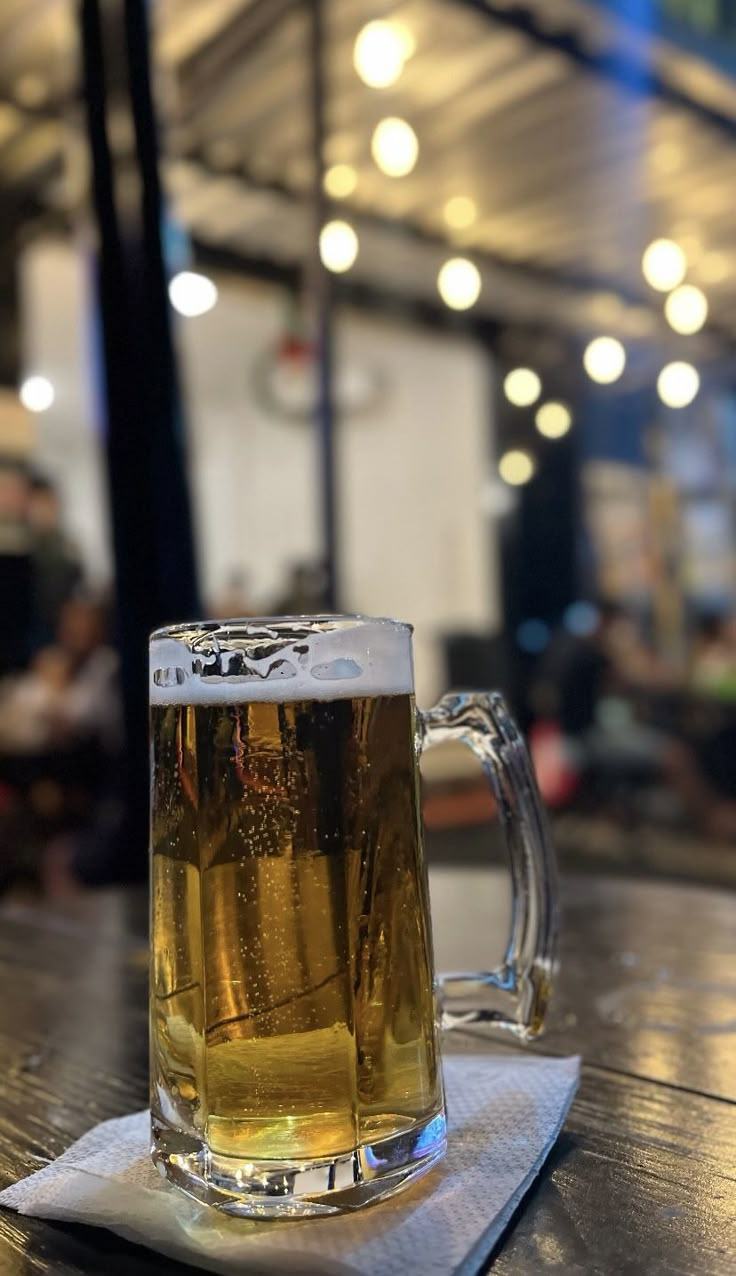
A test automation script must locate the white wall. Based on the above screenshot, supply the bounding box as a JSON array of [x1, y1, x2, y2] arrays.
[[20, 239, 112, 585], [21, 240, 500, 705]]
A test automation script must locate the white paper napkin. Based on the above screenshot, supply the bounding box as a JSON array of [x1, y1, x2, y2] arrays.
[[1, 1052, 580, 1276]]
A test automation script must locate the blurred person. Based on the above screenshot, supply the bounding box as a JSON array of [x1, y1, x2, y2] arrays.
[[0, 595, 122, 897], [532, 601, 736, 839], [531, 602, 674, 806], [28, 474, 83, 647], [0, 646, 71, 754], [54, 595, 121, 753]]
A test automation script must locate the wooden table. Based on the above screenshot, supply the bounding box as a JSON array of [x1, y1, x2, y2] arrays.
[[1, 870, 735, 1274]]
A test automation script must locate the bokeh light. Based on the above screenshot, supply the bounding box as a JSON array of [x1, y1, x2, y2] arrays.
[[499, 449, 536, 486], [353, 21, 412, 88], [583, 336, 626, 384], [19, 375, 54, 413], [437, 257, 481, 310], [319, 220, 359, 273], [642, 239, 687, 291], [324, 164, 357, 199], [443, 196, 477, 230], [664, 284, 708, 335], [371, 118, 418, 177], [657, 361, 700, 409], [504, 367, 541, 407], [169, 271, 218, 317], [535, 401, 572, 439], [517, 619, 550, 654]]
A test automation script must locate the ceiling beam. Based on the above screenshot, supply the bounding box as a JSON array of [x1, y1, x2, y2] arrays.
[[454, 0, 736, 140]]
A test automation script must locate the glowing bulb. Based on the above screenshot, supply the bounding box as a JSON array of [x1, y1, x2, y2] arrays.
[[437, 258, 481, 311], [19, 375, 54, 413], [504, 368, 541, 407], [664, 284, 708, 335], [354, 21, 412, 89], [657, 361, 699, 409], [324, 163, 357, 199], [319, 220, 358, 273], [642, 239, 687, 292], [583, 336, 626, 384], [169, 271, 218, 317], [499, 449, 536, 486], [536, 401, 572, 439], [371, 117, 418, 178], [443, 196, 477, 231]]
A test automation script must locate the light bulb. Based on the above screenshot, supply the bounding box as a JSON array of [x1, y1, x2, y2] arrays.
[[583, 336, 626, 384], [354, 21, 411, 88], [319, 220, 358, 273], [371, 117, 418, 178], [324, 164, 357, 199], [657, 361, 699, 409], [19, 375, 54, 413], [642, 239, 687, 291], [499, 449, 536, 486], [536, 401, 572, 439], [443, 196, 477, 230], [664, 284, 708, 335], [169, 271, 218, 317], [437, 258, 481, 310], [504, 368, 541, 407]]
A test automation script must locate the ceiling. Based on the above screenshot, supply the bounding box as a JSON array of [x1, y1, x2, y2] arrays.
[[1, 0, 736, 382]]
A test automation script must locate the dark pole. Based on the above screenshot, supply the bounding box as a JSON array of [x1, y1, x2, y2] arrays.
[[79, 0, 200, 882], [307, 0, 338, 612]]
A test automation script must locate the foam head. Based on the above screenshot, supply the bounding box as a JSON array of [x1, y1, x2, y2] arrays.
[[149, 615, 414, 705]]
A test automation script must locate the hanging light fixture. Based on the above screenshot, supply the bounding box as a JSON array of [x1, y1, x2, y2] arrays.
[[504, 368, 541, 407], [319, 220, 359, 273], [371, 118, 418, 177], [583, 336, 626, 384], [657, 361, 699, 409], [642, 239, 687, 292], [437, 258, 481, 310]]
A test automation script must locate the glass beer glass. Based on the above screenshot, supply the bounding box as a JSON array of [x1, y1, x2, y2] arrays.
[[149, 616, 557, 1216]]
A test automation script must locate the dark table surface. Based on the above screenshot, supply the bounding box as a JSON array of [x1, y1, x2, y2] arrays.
[[1, 869, 735, 1275]]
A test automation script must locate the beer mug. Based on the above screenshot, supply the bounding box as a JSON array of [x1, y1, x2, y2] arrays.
[[150, 616, 557, 1216]]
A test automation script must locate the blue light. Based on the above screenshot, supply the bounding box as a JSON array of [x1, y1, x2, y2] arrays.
[[516, 619, 550, 654], [564, 601, 599, 637]]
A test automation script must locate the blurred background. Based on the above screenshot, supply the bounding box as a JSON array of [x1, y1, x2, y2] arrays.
[[1, 0, 736, 896]]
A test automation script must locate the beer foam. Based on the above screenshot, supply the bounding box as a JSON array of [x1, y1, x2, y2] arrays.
[[149, 616, 414, 705]]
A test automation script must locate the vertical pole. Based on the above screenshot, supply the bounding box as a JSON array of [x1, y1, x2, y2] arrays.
[[79, 0, 200, 881], [307, 0, 338, 611]]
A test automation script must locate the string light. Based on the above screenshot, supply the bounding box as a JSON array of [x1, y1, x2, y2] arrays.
[[354, 21, 413, 88], [371, 118, 418, 177], [443, 196, 477, 230], [664, 284, 708, 335], [169, 271, 218, 317], [19, 375, 54, 413], [504, 368, 541, 407], [536, 402, 572, 439], [657, 361, 699, 409], [583, 336, 626, 384], [437, 258, 481, 310], [642, 239, 687, 291], [319, 220, 358, 273], [499, 449, 536, 486], [324, 164, 357, 199]]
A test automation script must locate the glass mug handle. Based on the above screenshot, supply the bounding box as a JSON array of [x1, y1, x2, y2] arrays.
[[419, 690, 558, 1039]]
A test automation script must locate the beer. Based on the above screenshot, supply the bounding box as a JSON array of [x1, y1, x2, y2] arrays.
[[150, 688, 443, 1177]]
